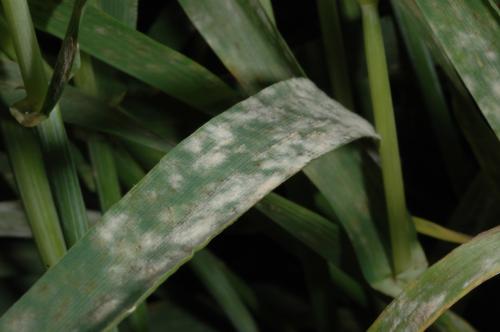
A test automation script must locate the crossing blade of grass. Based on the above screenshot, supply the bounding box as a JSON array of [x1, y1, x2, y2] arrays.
[[433, 311, 477, 332], [29, 0, 239, 112], [368, 226, 500, 332], [413, 217, 471, 245], [191, 250, 258, 332], [0, 78, 376, 331], [316, 0, 354, 108], [148, 300, 218, 332], [256, 192, 341, 263], [400, 0, 500, 139], [304, 147, 400, 296], [390, 0, 473, 195], [0, 56, 173, 153], [114, 146, 147, 189], [0, 201, 34, 238], [0, 200, 100, 238], [1, 120, 66, 267], [178, 0, 426, 294], [178, 0, 304, 93]]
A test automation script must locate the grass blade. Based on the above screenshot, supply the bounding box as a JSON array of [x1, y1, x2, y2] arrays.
[[256, 192, 340, 263], [190, 250, 258, 332], [368, 226, 500, 332], [317, 0, 354, 108], [88, 135, 121, 211], [0, 78, 375, 330], [359, 0, 419, 276], [0, 0, 47, 125], [413, 217, 471, 245], [29, 0, 238, 111], [1, 120, 66, 267]]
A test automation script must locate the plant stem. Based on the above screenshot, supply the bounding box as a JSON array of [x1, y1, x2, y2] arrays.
[[1, 120, 66, 268], [359, 0, 413, 275], [1, 0, 90, 246], [88, 135, 122, 211], [0, 0, 47, 125]]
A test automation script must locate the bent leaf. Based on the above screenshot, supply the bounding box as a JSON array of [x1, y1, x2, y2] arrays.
[[40, 0, 88, 116], [0, 78, 375, 331], [369, 226, 500, 332]]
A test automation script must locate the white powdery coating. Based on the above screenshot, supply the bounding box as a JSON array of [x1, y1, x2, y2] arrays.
[[97, 213, 129, 243], [90, 297, 121, 324], [486, 51, 497, 61], [193, 150, 227, 171], [183, 136, 204, 154], [462, 256, 499, 289], [168, 173, 184, 189]]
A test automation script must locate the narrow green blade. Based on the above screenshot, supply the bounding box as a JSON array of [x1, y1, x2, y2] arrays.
[[256, 192, 340, 263], [369, 226, 500, 332], [29, 0, 238, 111], [191, 250, 258, 332], [0, 78, 375, 331]]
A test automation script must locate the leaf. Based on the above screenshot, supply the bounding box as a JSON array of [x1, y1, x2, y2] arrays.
[[40, 0, 89, 116], [190, 250, 258, 332], [29, 0, 239, 111], [178, 0, 304, 94], [368, 226, 500, 332], [256, 192, 340, 263], [400, 0, 500, 139], [0, 78, 376, 331]]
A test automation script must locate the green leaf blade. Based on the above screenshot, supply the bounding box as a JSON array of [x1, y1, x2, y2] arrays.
[[0, 78, 375, 331], [369, 226, 500, 332]]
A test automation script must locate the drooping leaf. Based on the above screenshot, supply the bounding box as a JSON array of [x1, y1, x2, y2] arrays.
[[0, 78, 375, 331], [369, 226, 500, 332], [29, 0, 239, 111], [399, 0, 500, 139], [40, 0, 89, 117]]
